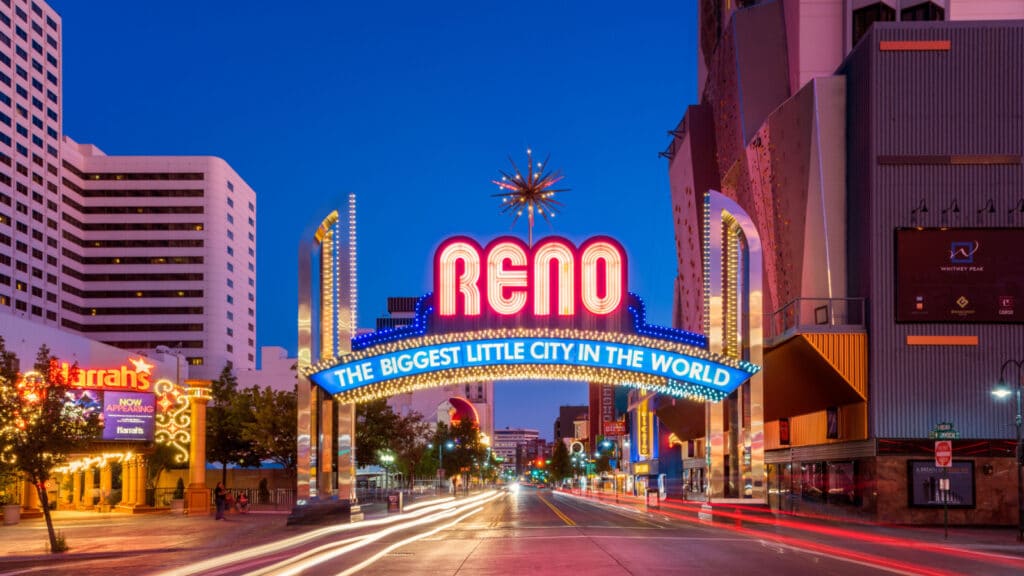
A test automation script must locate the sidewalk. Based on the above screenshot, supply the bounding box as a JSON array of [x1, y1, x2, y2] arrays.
[[0, 500, 396, 567]]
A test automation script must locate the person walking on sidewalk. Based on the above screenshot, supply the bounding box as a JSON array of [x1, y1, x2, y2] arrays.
[[215, 482, 228, 520]]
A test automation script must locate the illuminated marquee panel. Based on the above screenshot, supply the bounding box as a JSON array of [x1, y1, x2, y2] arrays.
[[308, 329, 758, 401], [435, 235, 627, 319]]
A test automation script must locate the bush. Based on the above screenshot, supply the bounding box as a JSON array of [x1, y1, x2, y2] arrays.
[[173, 478, 185, 500]]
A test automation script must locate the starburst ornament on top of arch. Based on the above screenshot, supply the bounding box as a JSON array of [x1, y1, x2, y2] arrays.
[[492, 148, 569, 246]]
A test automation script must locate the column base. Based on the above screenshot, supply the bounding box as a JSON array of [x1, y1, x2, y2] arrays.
[[287, 498, 361, 525], [185, 485, 211, 515]]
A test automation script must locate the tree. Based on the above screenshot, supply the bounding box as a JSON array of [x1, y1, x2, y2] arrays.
[[549, 440, 572, 483], [356, 400, 431, 487], [355, 399, 400, 469], [206, 362, 260, 484], [238, 385, 297, 475], [0, 342, 101, 552]]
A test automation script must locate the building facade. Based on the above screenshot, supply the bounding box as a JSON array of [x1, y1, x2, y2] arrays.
[[661, 0, 1024, 524], [493, 427, 539, 477]]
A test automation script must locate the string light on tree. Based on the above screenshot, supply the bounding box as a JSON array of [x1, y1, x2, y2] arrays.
[[492, 148, 569, 246]]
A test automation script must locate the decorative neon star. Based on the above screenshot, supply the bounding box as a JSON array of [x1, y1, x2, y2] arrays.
[[129, 357, 154, 375], [492, 148, 569, 246]]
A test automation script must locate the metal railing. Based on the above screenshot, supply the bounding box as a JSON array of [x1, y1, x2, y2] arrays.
[[766, 297, 866, 342]]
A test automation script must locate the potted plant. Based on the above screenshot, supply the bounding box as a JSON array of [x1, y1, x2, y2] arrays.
[[0, 469, 21, 525], [170, 477, 185, 514]]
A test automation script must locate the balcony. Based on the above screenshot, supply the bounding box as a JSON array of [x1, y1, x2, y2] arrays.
[[766, 297, 866, 345], [763, 298, 868, 422]]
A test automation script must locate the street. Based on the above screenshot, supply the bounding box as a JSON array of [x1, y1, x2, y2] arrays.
[[3, 488, 1024, 575]]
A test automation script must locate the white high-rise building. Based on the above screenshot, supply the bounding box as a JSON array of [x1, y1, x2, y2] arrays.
[[0, 0, 257, 380]]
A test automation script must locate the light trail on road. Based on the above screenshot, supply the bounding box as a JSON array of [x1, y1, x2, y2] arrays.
[[155, 491, 501, 576]]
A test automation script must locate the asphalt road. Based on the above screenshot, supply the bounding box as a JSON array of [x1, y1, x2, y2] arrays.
[[4, 488, 1024, 575]]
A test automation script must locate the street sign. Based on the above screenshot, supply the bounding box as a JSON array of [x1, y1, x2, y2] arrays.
[[929, 422, 960, 440], [934, 440, 953, 468]]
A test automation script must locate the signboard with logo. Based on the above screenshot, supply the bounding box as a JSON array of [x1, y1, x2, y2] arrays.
[[895, 228, 1024, 323], [603, 420, 626, 436]]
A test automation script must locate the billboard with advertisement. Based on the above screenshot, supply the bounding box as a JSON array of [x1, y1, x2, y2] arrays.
[[895, 228, 1024, 323], [65, 390, 155, 442], [907, 460, 975, 508]]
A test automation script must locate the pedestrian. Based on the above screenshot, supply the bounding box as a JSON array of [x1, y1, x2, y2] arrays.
[[215, 481, 227, 520]]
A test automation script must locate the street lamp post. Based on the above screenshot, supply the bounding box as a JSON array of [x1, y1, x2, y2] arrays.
[[380, 453, 394, 495], [993, 359, 1024, 542]]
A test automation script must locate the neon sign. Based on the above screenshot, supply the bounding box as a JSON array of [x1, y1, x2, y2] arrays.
[[59, 357, 154, 392], [310, 336, 752, 395], [310, 233, 761, 404], [435, 236, 626, 319]]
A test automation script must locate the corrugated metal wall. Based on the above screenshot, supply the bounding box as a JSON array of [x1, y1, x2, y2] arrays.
[[849, 22, 1024, 439]]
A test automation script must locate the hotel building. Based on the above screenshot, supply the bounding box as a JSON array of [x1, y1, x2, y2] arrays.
[[656, 0, 1024, 524], [0, 0, 256, 381]]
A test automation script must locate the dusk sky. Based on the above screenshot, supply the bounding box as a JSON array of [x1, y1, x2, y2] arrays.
[[53, 1, 699, 438]]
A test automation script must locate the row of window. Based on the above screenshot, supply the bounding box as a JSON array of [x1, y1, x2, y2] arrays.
[[0, 291, 56, 320], [61, 284, 203, 299], [61, 194, 205, 215], [61, 301, 204, 316], [61, 230, 204, 248], [60, 249, 205, 266], [60, 319, 205, 333], [60, 265, 204, 283], [61, 212, 205, 232]]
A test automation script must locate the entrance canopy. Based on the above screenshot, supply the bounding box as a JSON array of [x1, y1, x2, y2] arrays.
[[306, 235, 760, 403]]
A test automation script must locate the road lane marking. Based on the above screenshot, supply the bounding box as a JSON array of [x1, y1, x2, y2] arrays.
[[537, 492, 576, 526]]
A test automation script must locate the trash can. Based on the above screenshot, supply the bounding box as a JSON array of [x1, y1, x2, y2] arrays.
[[387, 491, 404, 514], [645, 488, 659, 509]]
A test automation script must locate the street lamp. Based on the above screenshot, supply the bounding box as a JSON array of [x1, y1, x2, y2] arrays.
[[993, 359, 1024, 542], [380, 452, 394, 494], [428, 441, 455, 492]]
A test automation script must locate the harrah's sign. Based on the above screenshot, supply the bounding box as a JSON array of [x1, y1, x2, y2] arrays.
[[434, 235, 627, 319], [59, 357, 153, 392]]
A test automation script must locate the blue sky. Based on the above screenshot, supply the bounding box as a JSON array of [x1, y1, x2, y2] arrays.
[[52, 1, 698, 438]]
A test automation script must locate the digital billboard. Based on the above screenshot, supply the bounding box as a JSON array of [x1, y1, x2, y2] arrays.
[[65, 390, 156, 442], [895, 228, 1024, 323]]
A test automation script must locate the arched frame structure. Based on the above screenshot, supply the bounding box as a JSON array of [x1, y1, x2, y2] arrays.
[[704, 190, 765, 502]]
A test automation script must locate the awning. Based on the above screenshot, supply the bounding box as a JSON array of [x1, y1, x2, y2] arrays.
[[764, 332, 867, 421]]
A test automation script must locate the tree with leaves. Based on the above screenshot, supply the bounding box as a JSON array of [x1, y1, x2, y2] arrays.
[[0, 341, 101, 553], [206, 362, 261, 484], [549, 440, 572, 484], [355, 399, 431, 487], [238, 385, 297, 475]]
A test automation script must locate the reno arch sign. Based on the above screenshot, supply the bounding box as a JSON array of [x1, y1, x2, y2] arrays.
[[307, 234, 760, 403], [436, 235, 625, 319]]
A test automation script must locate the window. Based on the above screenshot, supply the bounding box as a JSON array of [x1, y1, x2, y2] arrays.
[[227, 197, 234, 207], [226, 294, 233, 304], [187, 357, 203, 366], [226, 262, 233, 272], [226, 246, 233, 256], [852, 2, 895, 47], [227, 310, 233, 320], [901, 2, 944, 21], [226, 327, 233, 336], [226, 278, 233, 288], [226, 344, 233, 353], [227, 213, 234, 224], [226, 180, 234, 191]]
